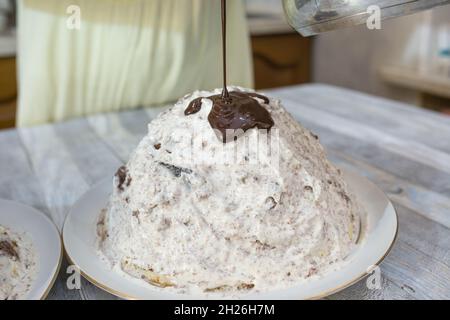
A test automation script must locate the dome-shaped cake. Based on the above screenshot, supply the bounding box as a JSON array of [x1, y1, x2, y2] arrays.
[[98, 87, 361, 294]]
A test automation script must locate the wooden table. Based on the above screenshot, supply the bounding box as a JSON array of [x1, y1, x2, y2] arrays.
[[0, 84, 449, 300]]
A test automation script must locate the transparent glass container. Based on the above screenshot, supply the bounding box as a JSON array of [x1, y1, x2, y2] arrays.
[[283, 0, 450, 36]]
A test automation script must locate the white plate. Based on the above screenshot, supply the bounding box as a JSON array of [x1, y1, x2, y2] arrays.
[[63, 169, 398, 300], [0, 200, 62, 300]]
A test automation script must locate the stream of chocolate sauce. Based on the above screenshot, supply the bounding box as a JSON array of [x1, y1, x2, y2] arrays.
[[184, 0, 274, 143]]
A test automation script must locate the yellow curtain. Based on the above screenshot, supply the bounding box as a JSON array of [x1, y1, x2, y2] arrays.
[[17, 0, 253, 127]]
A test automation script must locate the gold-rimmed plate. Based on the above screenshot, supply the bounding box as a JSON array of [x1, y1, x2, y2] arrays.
[[63, 168, 398, 300], [0, 200, 62, 300]]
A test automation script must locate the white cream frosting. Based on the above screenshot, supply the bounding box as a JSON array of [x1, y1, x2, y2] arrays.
[[98, 87, 361, 294], [0, 225, 37, 300]]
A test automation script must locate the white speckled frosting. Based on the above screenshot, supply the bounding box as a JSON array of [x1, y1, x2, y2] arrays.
[[98, 87, 361, 294], [0, 225, 37, 300]]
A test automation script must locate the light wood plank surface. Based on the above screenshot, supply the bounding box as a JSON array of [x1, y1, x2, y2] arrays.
[[0, 84, 448, 300]]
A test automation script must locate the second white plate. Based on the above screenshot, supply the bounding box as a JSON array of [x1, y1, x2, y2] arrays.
[[63, 169, 398, 300], [0, 200, 62, 300]]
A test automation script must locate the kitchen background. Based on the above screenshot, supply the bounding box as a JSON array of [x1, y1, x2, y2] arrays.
[[1, 0, 450, 129]]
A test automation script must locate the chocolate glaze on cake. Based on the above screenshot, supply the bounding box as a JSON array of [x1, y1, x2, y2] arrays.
[[184, 0, 274, 143], [186, 92, 273, 143]]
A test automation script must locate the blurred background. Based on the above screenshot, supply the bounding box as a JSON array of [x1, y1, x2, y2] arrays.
[[1, 0, 450, 129]]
